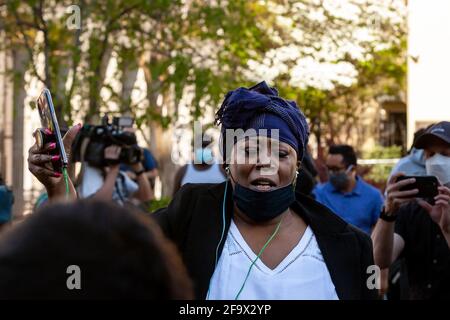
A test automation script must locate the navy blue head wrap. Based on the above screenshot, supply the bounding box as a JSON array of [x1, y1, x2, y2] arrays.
[[215, 81, 309, 161]]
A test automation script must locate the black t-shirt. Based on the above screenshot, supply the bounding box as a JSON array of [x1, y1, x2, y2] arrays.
[[395, 202, 450, 299]]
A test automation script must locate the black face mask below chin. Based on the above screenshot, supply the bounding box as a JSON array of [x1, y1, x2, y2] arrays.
[[232, 182, 296, 223]]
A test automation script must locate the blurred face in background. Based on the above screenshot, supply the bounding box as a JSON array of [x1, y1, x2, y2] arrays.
[[326, 154, 355, 191]]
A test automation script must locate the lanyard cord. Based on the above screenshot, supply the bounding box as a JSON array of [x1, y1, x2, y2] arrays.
[[62, 166, 70, 199], [234, 217, 283, 300]]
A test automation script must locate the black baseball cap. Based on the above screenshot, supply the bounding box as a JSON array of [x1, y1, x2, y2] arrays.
[[414, 121, 450, 149]]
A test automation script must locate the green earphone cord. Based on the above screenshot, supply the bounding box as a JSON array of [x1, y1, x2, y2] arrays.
[[62, 166, 70, 198], [234, 217, 283, 300]]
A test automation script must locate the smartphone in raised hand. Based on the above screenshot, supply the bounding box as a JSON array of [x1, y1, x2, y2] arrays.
[[35, 88, 68, 173], [396, 175, 439, 204]]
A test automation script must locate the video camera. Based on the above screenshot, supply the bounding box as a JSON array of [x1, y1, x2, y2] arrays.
[[72, 115, 143, 167]]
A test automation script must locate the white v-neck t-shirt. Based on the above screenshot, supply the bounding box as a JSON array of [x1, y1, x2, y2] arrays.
[[207, 221, 339, 300]]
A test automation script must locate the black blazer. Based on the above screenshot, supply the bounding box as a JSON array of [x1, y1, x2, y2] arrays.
[[153, 182, 378, 300]]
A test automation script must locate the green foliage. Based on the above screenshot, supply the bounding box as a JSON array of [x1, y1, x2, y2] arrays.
[[362, 145, 403, 184], [148, 196, 171, 213], [363, 144, 403, 160], [2, 0, 265, 124], [1, 0, 406, 148]]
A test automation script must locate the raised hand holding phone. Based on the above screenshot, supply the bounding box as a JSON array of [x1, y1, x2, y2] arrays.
[[29, 124, 81, 200], [397, 175, 439, 204], [385, 172, 450, 240], [384, 172, 419, 214], [35, 89, 68, 173], [28, 88, 81, 201]]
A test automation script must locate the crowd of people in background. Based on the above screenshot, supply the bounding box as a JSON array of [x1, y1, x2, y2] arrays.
[[0, 81, 449, 300]]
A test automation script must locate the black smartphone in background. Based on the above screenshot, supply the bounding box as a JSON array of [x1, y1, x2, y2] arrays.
[[396, 175, 439, 204], [36, 89, 68, 173]]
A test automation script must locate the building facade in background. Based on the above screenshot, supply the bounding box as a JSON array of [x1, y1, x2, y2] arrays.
[[407, 0, 450, 145]]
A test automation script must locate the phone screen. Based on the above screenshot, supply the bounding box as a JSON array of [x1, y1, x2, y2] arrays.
[[37, 89, 68, 169]]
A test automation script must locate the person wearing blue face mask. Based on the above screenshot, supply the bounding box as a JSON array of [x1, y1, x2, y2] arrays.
[[313, 145, 384, 235], [172, 134, 226, 196]]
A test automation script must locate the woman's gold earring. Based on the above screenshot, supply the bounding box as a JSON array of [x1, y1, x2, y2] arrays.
[[292, 170, 299, 188]]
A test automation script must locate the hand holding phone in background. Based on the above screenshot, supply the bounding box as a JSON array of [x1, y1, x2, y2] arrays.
[[385, 172, 450, 235], [417, 185, 450, 234], [384, 173, 420, 214], [396, 175, 439, 203]]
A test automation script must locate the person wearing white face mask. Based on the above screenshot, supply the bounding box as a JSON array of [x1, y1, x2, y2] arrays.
[[426, 153, 450, 188], [372, 121, 450, 300]]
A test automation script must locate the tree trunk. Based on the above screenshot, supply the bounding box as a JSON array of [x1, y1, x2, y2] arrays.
[[120, 51, 139, 114], [313, 115, 328, 183], [55, 60, 70, 125], [141, 49, 178, 198], [149, 120, 176, 198], [145, 82, 177, 198], [11, 48, 29, 218], [86, 45, 112, 122], [0, 36, 13, 186]]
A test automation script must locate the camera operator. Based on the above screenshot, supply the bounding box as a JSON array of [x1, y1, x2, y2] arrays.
[[119, 127, 158, 198], [71, 116, 153, 207], [78, 145, 153, 207], [372, 121, 450, 299]]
